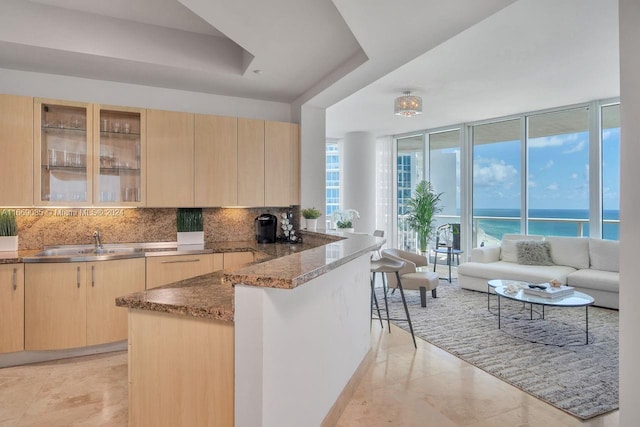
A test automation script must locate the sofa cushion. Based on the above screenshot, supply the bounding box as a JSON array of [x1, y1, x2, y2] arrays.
[[516, 241, 553, 265], [458, 261, 575, 284], [568, 269, 619, 293], [500, 235, 544, 262], [589, 238, 619, 272], [546, 236, 590, 269]]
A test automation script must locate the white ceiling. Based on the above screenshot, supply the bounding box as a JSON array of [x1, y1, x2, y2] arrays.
[[0, 0, 620, 140], [326, 0, 620, 139]]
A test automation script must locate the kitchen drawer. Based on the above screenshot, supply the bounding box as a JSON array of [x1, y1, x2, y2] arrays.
[[146, 253, 223, 289]]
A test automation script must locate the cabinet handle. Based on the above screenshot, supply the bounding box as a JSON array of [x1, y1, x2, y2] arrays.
[[91, 265, 95, 287], [77, 266, 81, 288], [12, 267, 17, 291], [160, 259, 200, 264]]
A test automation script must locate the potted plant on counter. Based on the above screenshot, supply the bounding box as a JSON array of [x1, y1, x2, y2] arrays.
[[301, 207, 322, 231], [177, 208, 204, 247], [0, 210, 18, 252], [406, 180, 442, 256], [332, 209, 360, 233]]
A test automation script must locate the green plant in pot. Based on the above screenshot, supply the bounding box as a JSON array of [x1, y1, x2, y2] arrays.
[[0, 210, 18, 252], [332, 209, 360, 232], [177, 208, 204, 246], [405, 180, 442, 255], [301, 207, 322, 231]]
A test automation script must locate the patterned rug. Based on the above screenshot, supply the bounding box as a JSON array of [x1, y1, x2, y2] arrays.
[[378, 281, 619, 420]]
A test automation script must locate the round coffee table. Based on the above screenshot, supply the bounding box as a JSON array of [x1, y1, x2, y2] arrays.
[[494, 285, 595, 345]]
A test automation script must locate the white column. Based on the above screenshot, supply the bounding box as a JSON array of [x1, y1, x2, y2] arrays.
[[300, 105, 326, 214], [619, 0, 640, 423], [342, 131, 376, 233]]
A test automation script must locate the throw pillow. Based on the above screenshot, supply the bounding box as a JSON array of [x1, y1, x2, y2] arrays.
[[589, 238, 619, 272], [516, 241, 554, 266], [546, 236, 590, 269], [500, 239, 520, 262]]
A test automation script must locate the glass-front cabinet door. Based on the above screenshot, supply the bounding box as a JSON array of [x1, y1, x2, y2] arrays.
[[34, 99, 92, 205], [93, 105, 145, 206]]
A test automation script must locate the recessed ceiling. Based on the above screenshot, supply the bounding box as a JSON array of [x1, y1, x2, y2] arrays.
[[326, 0, 620, 139]]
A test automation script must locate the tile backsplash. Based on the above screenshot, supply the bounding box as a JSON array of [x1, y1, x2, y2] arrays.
[[10, 207, 299, 250]]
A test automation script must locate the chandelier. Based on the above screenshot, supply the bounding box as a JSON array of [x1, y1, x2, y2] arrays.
[[394, 91, 422, 117]]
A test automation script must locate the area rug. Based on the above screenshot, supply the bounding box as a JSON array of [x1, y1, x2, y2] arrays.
[[378, 282, 619, 420]]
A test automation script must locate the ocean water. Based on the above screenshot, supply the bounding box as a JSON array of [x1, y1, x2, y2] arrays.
[[473, 209, 619, 241]]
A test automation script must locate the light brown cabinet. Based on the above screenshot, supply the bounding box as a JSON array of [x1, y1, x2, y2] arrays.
[[237, 118, 265, 206], [223, 251, 255, 269], [265, 121, 300, 206], [93, 105, 146, 206], [25, 258, 145, 351], [146, 253, 223, 289], [0, 264, 24, 354], [86, 258, 145, 346], [146, 109, 194, 207], [0, 94, 33, 206], [34, 98, 93, 206], [194, 114, 238, 207]]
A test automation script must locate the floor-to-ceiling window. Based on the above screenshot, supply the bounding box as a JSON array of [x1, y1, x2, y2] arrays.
[[388, 98, 620, 254], [396, 135, 424, 251], [527, 107, 590, 237], [472, 119, 522, 246], [325, 142, 340, 218], [602, 103, 620, 240], [429, 129, 461, 229]]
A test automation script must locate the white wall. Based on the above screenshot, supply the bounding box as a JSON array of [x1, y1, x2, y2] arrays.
[[234, 254, 371, 427], [342, 131, 376, 233], [300, 105, 327, 214], [0, 68, 291, 121], [618, 0, 640, 423]]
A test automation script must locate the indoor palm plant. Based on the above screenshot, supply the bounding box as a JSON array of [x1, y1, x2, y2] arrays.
[[406, 180, 442, 255], [177, 208, 204, 246], [0, 210, 18, 252], [301, 207, 322, 231]]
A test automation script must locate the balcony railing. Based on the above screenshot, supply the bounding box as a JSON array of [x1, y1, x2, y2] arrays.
[[397, 214, 620, 253]]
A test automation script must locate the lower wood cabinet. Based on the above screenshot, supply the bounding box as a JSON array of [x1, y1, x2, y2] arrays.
[[145, 253, 223, 289], [223, 251, 255, 269], [25, 258, 145, 351], [0, 264, 24, 354]]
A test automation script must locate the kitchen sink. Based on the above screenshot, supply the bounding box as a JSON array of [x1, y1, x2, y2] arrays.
[[36, 247, 143, 256], [24, 245, 146, 262]]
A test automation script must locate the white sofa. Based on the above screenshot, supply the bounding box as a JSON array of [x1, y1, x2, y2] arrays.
[[458, 234, 619, 309]]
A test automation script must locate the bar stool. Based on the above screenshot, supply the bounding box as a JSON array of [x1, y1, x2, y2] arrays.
[[370, 256, 417, 348]]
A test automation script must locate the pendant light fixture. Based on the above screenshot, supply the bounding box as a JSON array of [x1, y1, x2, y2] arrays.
[[394, 91, 422, 117]]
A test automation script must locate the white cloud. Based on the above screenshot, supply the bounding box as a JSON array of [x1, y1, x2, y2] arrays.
[[563, 140, 587, 154], [528, 133, 578, 149], [570, 173, 578, 179], [546, 183, 559, 191], [540, 160, 554, 171], [474, 159, 518, 188]]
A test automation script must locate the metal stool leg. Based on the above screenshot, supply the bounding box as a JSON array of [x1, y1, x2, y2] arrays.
[[395, 272, 417, 348], [370, 272, 383, 328], [381, 272, 391, 332]]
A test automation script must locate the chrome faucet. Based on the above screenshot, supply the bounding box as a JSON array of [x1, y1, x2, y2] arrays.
[[93, 229, 103, 250]]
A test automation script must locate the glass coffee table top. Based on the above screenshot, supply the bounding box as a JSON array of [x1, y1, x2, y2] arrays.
[[494, 285, 594, 307]]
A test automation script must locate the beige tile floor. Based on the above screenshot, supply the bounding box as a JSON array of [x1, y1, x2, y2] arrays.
[[0, 322, 619, 426]]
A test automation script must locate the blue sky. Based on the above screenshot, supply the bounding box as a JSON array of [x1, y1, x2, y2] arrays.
[[473, 128, 620, 212]]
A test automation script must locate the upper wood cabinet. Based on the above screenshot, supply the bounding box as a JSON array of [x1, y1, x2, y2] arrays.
[[195, 115, 238, 207], [237, 118, 265, 207], [0, 264, 24, 354], [265, 121, 300, 206], [34, 98, 93, 206], [0, 94, 33, 206], [93, 104, 146, 206], [146, 109, 194, 207]]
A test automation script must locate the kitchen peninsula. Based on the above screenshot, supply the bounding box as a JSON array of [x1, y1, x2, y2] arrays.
[[116, 231, 383, 427]]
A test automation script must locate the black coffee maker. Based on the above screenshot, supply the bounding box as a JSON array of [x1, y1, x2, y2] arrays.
[[255, 214, 277, 243]]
